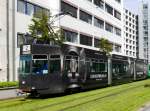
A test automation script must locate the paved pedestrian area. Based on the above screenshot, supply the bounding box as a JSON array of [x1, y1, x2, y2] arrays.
[[0, 89, 23, 100], [139, 103, 150, 111]]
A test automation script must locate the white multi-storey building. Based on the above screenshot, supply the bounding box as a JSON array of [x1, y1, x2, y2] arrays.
[[0, 0, 124, 81], [123, 9, 137, 58], [138, 1, 149, 62]]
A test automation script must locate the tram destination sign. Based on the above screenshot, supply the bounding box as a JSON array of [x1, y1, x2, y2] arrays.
[[22, 45, 31, 54]]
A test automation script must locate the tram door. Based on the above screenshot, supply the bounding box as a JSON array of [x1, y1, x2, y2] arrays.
[[65, 52, 79, 83]]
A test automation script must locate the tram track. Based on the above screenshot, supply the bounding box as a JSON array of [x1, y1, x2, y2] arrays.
[[57, 85, 142, 111], [0, 98, 33, 109], [0, 81, 147, 111], [30, 83, 144, 111]]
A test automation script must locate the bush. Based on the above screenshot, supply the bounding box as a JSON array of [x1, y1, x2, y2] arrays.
[[0, 81, 18, 88]]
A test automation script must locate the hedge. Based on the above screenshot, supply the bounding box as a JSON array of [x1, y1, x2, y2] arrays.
[[0, 81, 18, 88]]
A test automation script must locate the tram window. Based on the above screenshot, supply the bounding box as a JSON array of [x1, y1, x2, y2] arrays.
[[32, 60, 48, 75], [112, 63, 128, 74], [91, 61, 107, 73], [20, 60, 30, 74], [50, 60, 61, 73], [49, 55, 61, 73], [100, 63, 107, 72], [33, 55, 48, 59], [50, 55, 60, 59]]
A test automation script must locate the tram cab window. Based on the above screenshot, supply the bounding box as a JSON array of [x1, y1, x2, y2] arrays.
[[32, 55, 48, 75], [50, 55, 61, 73], [20, 55, 31, 75]]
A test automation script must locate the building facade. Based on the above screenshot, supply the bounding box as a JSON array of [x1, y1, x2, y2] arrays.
[[0, 0, 124, 81], [123, 9, 137, 58], [138, 1, 149, 61]]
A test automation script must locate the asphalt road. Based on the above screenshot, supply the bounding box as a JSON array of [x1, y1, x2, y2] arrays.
[[0, 89, 23, 100]]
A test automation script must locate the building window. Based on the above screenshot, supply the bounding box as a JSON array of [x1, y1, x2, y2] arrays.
[[17, 33, 24, 48], [80, 10, 92, 24], [61, 1, 77, 18], [87, 0, 92, 2], [26, 3, 34, 16], [94, 17, 104, 29], [114, 45, 121, 53], [64, 30, 78, 43], [143, 4, 148, 9], [17, 0, 49, 18], [34, 6, 43, 18], [94, 38, 100, 48], [80, 34, 92, 46], [105, 23, 113, 33], [94, 0, 104, 9], [105, 4, 113, 15], [114, 10, 121, 20], [115, 0, 121, 3], [17, 0, 26, 14], [114, 27, 121, 36]]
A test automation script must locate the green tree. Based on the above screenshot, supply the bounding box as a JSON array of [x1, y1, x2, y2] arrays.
[[28, 12, 64, 45], [99, 38, 113, 55]]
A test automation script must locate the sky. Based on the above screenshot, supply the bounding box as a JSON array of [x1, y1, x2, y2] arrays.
[[124, 0, 139, 14]]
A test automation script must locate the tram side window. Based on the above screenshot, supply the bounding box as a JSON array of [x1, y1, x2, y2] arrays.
[[91, 60, 107, 73], [32, 55, 48, 75], [112, 63, 128, 74], [50, 55, 61, 73]]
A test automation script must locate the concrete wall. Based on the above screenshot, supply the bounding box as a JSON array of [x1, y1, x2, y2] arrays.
[[0, 0, 7, 81]]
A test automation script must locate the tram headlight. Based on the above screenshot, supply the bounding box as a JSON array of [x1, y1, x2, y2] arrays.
[[31, 87, 35, 90], [22, 81, 26, 85]]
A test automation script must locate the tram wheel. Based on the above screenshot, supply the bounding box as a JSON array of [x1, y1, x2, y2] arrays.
[[30, 92, 40, 98]]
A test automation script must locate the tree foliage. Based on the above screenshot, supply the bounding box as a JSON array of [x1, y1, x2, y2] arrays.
[[28, 12, 64, 45], [99, 38, 113, 55]]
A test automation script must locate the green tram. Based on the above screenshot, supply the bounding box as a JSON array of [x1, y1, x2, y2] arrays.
[[148, 65, 150, 77], [19, 44, 147, 96]]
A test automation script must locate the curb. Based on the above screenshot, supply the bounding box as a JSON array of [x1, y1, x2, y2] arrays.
[[0, 87, 18, 90]]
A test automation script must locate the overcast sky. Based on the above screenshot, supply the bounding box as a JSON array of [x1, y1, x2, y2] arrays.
[[124, 0, 139, 14]]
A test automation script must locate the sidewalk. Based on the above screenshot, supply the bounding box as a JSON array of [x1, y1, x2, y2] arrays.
[[139, 103, 150, 111], [0, 89, 25, 100]]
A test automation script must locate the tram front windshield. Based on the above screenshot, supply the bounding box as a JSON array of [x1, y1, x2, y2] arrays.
[[19, 55, 49, 76]]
